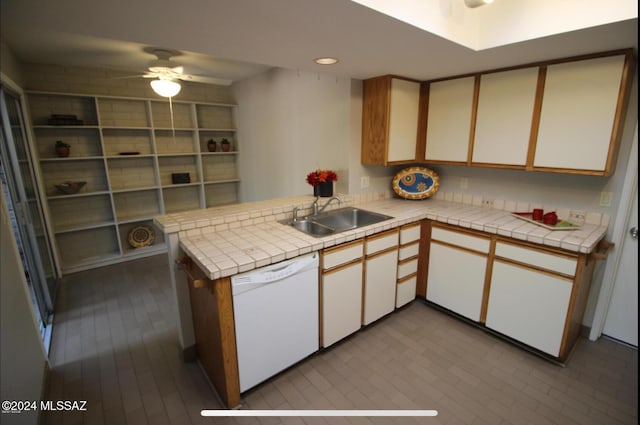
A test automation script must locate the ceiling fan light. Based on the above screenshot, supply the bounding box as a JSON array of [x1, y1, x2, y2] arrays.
[[150, 79, 181, 97]]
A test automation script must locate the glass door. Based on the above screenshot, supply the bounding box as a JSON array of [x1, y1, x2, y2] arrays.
[[0, 84, 58, 345]]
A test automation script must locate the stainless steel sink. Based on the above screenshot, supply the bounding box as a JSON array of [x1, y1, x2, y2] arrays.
[[280, 207, 393, 237]]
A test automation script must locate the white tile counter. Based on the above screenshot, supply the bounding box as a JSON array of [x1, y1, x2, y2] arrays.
[[154, 195, 608, 281]]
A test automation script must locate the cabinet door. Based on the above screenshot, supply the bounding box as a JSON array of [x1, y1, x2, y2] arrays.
[[534, 54, 627, 173], [486, 260, 572, 357], [322, 261, 363, 347], [363, 249, 398, 325], [426, 242, 487, 322], [387, 78, 420, 163], [472, 67, 539, 166], [424, 77, 475, 163]]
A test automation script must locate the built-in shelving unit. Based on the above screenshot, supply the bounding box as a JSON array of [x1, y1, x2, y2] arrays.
[[27, 91, 240, 273]]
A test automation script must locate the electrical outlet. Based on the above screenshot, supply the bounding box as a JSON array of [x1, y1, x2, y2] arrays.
[[460, 177, 469, 189], [482, 199, 494, 208], [599, 191, 613, 207], [360, 176, 370, 189], [568, 210, 586, 226]]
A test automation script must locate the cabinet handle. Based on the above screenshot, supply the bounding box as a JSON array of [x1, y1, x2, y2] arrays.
[[175, 256, 208, 288], [591, 240, 614, 261]]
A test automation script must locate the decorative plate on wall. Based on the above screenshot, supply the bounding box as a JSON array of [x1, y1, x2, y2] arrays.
[[127, 225, 155, 248], [392, 167, 440, 200]]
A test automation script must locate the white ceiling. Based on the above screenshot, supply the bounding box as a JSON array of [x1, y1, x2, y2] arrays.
[[1, 0, 637, 84]]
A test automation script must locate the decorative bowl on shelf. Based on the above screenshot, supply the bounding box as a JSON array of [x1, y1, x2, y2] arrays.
[[54, 181, 86, 195]]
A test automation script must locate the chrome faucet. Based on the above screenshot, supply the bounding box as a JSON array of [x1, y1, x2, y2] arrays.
[[312, 196, 342, 216], [292, 206, 300, 222]]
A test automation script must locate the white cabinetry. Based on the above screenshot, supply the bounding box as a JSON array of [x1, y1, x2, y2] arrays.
[[486, 241, 578, 357], [426, 224, 490, 322], [27, 91, 239, 273], [321, 240, 364, 347], [472, 67, 539, 166], [363, 229, 399, 325], [396, 223, 421, 308], [423, 76, 475, 163], [533, 54, 629, 174], [362, 76, 421, 165]]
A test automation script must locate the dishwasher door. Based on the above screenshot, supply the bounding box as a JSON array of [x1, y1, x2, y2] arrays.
[[231, 252, 319, 392]]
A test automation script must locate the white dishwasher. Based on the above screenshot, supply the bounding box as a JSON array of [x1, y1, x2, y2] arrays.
[[231, 252, 319, 392]]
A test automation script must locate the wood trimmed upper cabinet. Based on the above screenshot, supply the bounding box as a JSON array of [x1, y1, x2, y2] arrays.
[[532, 53, 634, 175], [363, 49, 635, 176], [471, 67, 540, 167], [361, 76, 421, 165], [423, 76, 476, 164]]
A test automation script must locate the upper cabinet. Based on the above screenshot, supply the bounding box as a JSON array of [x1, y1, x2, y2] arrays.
[[533, 54, 631, 175], [471, 67, 539, 167], [423, 76, 476, 164], [362, 76, 421, 165], [362, 49, 635, 176]]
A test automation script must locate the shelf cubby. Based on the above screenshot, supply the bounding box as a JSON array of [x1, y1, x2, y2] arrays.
[[198, 130, 236, 152], [163, 186, 201, 213], [202, 155, 237, 182], [56, 226, 120, 269], [27, 93, 98, 126], [158, 155, 199, 186], [34, 127, 102, 159], [205, 182, 239, 208], [98, 98, 150, 127], [113, 189, 162, 222], [40, 158, 109, 196], [102, 128, 153, 156], [151, 101, 193, 128], [48, 193, 114, 233], [155, 130, 196, 154], [107, 157, 157, 190], [118, 220, 165, 255], [196, 104, 234, 129]]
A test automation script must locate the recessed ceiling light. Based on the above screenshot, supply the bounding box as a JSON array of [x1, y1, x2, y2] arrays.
[[464, 0, 493, 8], [314, 57, 339, 65]]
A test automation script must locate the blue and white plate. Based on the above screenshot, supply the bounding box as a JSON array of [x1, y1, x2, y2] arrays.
[[392, 167, 440, 200]]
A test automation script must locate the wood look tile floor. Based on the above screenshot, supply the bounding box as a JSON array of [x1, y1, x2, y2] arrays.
[[43, 254, 637, 425]]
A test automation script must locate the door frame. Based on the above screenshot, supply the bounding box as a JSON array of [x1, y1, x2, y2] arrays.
[[589, 123, 638, 341]]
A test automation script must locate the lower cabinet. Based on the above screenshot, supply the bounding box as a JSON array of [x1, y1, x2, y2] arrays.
[[425, 224, 491, 322], [485, 240, 585, 359], [363, 229, 399, 325], [320, 240, 364, 348]]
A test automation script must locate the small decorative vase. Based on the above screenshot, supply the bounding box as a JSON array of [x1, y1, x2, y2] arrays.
[[55, 145, 70, 158], [207, 140, 216, 152], [221, 140, 231, 152], [314, 181, 333, 197]]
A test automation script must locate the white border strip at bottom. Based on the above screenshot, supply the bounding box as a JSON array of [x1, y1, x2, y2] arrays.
[[201, 410, 438, 417]]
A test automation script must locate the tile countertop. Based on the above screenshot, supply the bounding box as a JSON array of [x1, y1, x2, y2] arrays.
[[156, 197, 609, 281]]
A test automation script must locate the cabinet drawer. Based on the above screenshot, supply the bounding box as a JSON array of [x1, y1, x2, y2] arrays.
[[397, 258, 418, 280], [365, 230, 398, 255], [322, 240, 364, 270], [431, 226, 490, 254], [495, 241, 577, 276], [400, 223, 421, 245], [398, 242, 419, 261], [396, 275, 417, 308]]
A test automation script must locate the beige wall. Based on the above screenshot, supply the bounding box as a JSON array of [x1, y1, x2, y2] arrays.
[[1, 188, 48, 425], [0, 40, 26, 86]]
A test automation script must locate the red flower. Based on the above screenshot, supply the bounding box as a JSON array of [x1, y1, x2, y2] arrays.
[[306, 169, 337, 187]]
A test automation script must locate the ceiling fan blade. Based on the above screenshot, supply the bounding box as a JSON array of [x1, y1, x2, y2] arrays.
[[108, 74, 147, 80], [178, 74, 233, 86]]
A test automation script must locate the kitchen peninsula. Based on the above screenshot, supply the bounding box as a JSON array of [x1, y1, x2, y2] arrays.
[[154, 192, 610, 408]]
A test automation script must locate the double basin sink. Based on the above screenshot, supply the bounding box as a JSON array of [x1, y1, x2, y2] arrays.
[[280, 206, 393, 237]]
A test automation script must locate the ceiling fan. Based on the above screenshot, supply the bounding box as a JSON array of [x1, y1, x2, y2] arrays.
[[137, 48, 232, 97]]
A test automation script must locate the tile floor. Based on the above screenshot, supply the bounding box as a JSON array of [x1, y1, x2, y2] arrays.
[[43, 254, 637, 425]]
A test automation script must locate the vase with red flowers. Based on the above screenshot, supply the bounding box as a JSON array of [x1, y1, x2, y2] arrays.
[[306, 169, 337, 197]]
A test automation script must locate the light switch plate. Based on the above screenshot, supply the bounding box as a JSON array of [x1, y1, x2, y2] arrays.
[[599, 191, 613, 207]]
